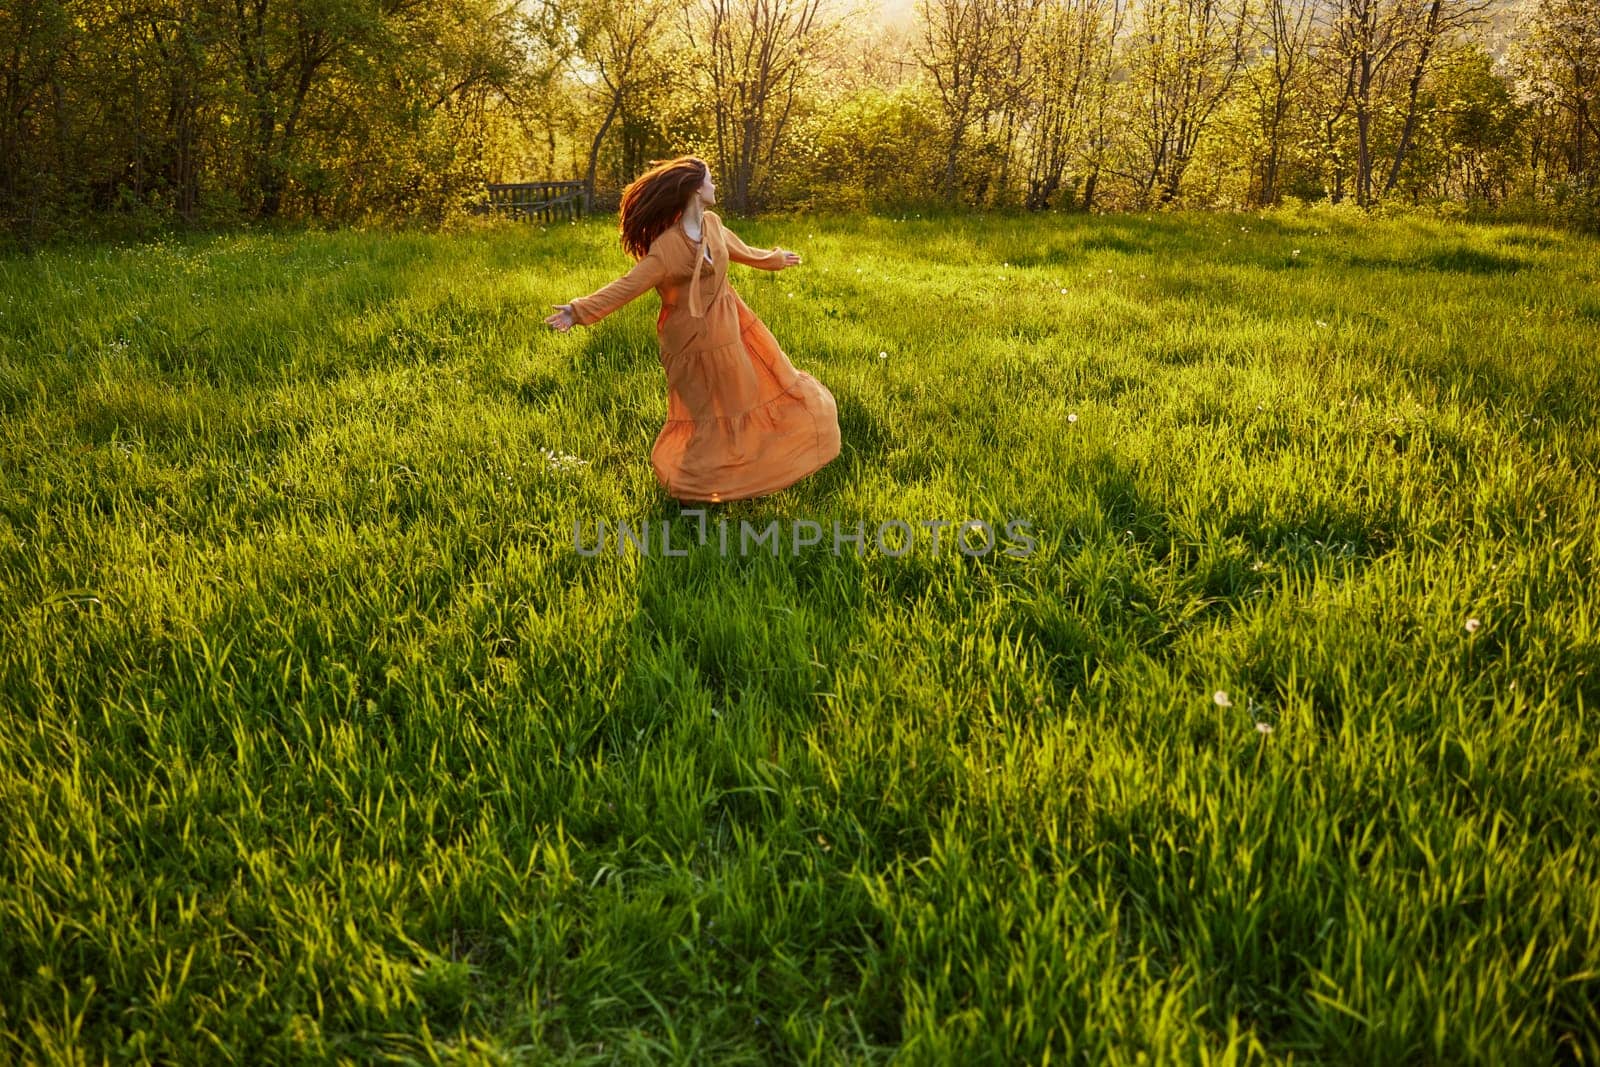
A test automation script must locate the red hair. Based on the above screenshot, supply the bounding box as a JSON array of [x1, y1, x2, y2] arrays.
[[618, 156, 708, 260]]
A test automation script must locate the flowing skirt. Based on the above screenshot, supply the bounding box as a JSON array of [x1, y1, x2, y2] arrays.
[[649, 287, 841, 504]]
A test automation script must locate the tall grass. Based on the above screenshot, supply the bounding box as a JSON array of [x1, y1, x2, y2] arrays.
[[1, 205, 1597, 1063]]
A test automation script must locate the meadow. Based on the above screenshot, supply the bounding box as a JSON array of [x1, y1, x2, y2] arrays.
[[1, 205, 1598, 1063]]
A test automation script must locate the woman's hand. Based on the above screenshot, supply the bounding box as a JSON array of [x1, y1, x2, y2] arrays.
[[545, 304, 577, 332], [775, 248, 802, 269]]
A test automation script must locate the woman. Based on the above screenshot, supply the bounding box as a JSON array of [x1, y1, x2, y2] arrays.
[[545, 156, 841, 505]]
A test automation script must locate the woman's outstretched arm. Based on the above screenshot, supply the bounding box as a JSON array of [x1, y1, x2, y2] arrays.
[[720, 218, 800, 271], [549, 249, 668, 330]]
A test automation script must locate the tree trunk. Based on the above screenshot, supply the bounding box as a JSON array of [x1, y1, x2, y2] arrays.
[[585, 91, 623, 206], [1355, 46, 1373, 206], [945, 120, 965, 204], [1381, 0, 1443, 197]]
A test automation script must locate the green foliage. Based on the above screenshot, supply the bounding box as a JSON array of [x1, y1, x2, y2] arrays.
[[2, 212, 1599, 1062], [1398, 44, 1531, 211], [5, 0, 1599, 238], [777, 85, 948, 214], [0, 0, 540, 243]]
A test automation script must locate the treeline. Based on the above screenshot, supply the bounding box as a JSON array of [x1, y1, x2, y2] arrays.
[[2, 0, 1597, 243], [911, 0, 1596, 222]]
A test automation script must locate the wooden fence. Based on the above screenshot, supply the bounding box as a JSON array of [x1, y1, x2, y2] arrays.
[[472, 180, 590, 221]]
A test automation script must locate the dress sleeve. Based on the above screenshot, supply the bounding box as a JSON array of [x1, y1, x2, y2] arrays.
[[720, 219, 788, 271], [568, 249, 668, 325]]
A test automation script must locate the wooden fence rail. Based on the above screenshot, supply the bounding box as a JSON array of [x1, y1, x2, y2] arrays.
[[471, 180, 590, 221]]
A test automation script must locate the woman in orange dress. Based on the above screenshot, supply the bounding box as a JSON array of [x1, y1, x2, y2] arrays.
[[544, 156, 841, 505]]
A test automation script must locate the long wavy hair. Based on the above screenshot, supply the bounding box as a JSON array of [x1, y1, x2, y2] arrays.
[[618, 156, 708, 260]]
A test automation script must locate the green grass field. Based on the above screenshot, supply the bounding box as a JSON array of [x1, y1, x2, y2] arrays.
[[2, 206, 1598, 1063]]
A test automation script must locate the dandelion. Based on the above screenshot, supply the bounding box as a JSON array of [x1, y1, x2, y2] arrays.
[[879, 350, 888, 359], [1465, 617, 1481, 633], [1292, 249, 1301, 256], [539, 445, 590, 472], [1067, 412, 1078, 423], [1255, 722, 1273, 734], [1214, 690, 1233, 708], [1059, 287, 1068, 294]]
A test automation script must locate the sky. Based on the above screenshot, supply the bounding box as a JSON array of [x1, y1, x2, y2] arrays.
[[874, 0, 918, 24], [854, 0, 918, 28]]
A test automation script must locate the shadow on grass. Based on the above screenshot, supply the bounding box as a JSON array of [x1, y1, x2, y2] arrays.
[[1414, 246, 1529, 275], [1343, 246, 1530, 276], [594, 483, 870, 754], [833, 391, 893, 468]]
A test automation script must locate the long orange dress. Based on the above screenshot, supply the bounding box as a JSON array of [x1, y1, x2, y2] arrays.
[[567, 209, 841, 504]]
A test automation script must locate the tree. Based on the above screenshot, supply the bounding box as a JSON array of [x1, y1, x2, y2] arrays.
[[1513, 0, 1600, 186], [1420, 42, 1525, 204], [1314, 0, 1489, 207], [692, 0, 831, 213], [916, 0, 1012, 204], [569, 0, 670, 205], [1243, 0, 1314, 205], [1018, 0, 1125, 210], [1128, 0, 1250, 206]]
